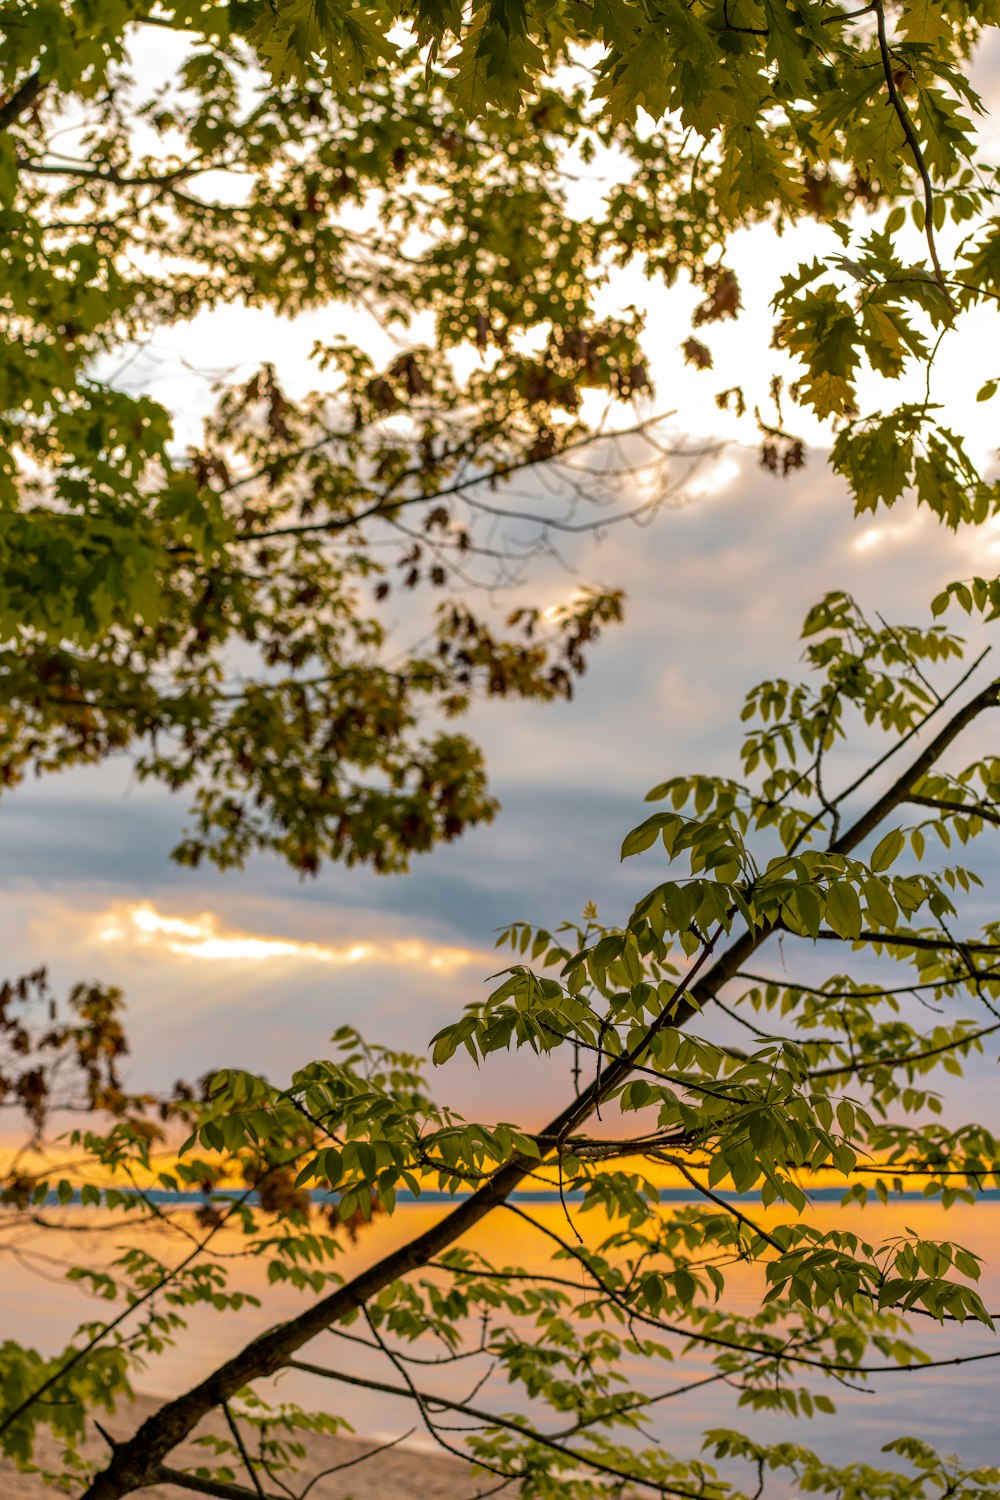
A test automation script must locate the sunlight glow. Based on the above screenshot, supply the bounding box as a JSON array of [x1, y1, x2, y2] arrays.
[[95, 902, 479, 973], [685, 456, 740, 500], [540, 587, 588, 622], [965, 514, 1000, 558], [852, 516, 922, 553]]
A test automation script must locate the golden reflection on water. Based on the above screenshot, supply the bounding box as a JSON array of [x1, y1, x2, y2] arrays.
[[2, 1197, 999, 1485]]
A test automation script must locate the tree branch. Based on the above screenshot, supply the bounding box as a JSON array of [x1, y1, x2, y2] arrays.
[[810, 929, 1000, 954], [283, 1361, 711, 1499], [872, 0, 953, 302], [0, 71, 42, 133], [223, 1402, 266, 1499], [785, 648, 992, 855], [669, 675, 1000, 1026], [76, 931, 724, 1498], [77, 679, 1000, 1497], [154, 1467, 286, 1500], [907, 793, 1000, 827], [230, 414, 687, 544]]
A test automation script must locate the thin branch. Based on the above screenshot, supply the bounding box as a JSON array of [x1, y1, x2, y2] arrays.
[[223, 1402, 266, 1500], [326, 1325, 490, 1367], [872, 0, 952, 301], [907, 793, 1000, 827], [806, 1019, 1000, 1078], [153, 1467, 285, 1500], [733, 967, 1000, 1001], [0, 1147, 309, 1445], [442, 1213, 1000, 1381], [283, 1360, 712, 1500], [295, 1428, 417, 1500], [229, 415, 686, 540], [665, 673, 1000, 1038], [876, 612, 942, 704], [809, 928, 1000, 954], [360, 1305, 498, 1474], [669, 1160, 783, 1251], [785, 648, 992, 855], [18, 156, 226, 188]]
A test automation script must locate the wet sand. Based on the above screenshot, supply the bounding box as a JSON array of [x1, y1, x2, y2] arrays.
[[0, 1393, 511, 1498]]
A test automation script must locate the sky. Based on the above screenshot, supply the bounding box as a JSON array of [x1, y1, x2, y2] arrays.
[[5, 26, 1000, 1135], [5, 436, 998, 1122]]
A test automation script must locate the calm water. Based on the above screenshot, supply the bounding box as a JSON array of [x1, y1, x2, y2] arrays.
[[3, 1197, 998, 1491]]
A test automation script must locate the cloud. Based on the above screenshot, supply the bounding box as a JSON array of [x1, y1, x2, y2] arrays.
[[94, 901, 481, 974], [851, 513, 928, 555]]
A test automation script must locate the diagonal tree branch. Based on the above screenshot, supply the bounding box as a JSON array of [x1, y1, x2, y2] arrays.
[[674, 675, 1000, 1028], [0, 71, 42, 133], [223, 1401, 266, 1499], [76, 930, 723, 1498], [77, 676, 1000, 1499], [785, 647, 992, 856]]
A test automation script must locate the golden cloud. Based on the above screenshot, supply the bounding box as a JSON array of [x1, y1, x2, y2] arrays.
[[94, 902, 481, 974]]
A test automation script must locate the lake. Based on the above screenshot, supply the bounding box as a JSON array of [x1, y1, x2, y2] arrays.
[[2, 1194, 998, 1493]]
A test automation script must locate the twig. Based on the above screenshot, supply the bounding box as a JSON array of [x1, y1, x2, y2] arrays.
[[223, 1402, 266, 1499], [907, 793, 1000, 826], [296, 1428, 416, 1500], [785, 648, 993, 856], [283, 1359, 712, 1499], [872, 0, 953, 304], [153, 1467, 285, 1500]]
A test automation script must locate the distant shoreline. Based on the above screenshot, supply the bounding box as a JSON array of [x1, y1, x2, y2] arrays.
[[29, 1185, 1000, 1207]]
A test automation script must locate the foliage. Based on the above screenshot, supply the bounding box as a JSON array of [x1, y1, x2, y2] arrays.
[[5, 584, 1000, 1499], [2, 5, 676, 871], [2, 0, 1000, 1498], [3, 0, 1000, 865]]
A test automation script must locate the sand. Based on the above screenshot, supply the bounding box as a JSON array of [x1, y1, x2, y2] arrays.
[[0, 1393, 514, 1498]]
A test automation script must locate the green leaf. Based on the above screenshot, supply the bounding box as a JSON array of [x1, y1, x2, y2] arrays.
[[825, 881, 863, 940], [870, 828, 905, 872], [621, 814, 668, 860]]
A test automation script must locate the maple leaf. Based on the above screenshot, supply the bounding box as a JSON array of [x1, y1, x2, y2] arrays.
[[693, 268, 742, 325], [682, 337, 713, 370]]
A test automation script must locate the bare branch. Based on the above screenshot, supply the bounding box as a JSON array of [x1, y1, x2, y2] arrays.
[[154, 1466, 286, 1500], [223, 1402, 266, 1500], [872, 0, 953, 301], [908, 793, 1000, 827], [295, 1428, 417, 1500], [283, 1360, 710, 1499]]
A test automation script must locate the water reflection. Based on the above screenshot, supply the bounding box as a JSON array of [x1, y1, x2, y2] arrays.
[[2, 1197, 997, 1491]]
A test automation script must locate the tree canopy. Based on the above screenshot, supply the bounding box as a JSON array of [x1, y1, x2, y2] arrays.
[[3, 1, 1000, 1498], [3, 0, 1000, 865]]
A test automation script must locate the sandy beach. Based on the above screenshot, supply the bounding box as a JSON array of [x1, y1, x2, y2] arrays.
[[0, 1393, 510, 1499]]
